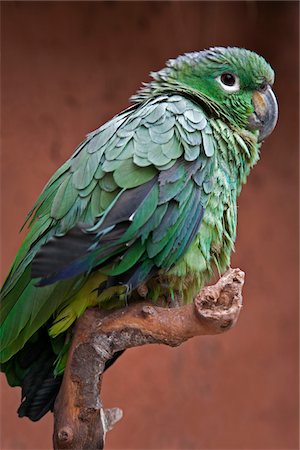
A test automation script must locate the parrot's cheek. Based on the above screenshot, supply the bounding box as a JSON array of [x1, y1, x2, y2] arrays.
[[247, 86, 278, 142]]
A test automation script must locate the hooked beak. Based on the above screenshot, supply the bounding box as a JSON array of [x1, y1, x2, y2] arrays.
[[247, 85, 278, 142]]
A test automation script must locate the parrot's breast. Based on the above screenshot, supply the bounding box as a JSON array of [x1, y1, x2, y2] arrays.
[[164, 186, 237, 303], [163, 120, 259, 304]]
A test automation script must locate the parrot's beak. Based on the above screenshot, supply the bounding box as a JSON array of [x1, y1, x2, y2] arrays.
[[247, 85, 278, 142]]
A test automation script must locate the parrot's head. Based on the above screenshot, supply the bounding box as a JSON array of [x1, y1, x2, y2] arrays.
[[135, 47, 278, 142]]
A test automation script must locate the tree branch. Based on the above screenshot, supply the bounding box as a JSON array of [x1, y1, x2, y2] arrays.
[[53, 268, 244, 450]]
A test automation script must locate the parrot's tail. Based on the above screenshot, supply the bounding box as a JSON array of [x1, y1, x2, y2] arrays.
[[1, 328, 125, 421], [18, 367, 62, 421], [1, 328, 63, 421]]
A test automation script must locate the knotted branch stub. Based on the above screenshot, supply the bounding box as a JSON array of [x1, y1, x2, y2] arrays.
[[53, 268, 244, 450]]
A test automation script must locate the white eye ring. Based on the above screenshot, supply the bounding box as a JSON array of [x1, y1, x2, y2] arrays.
[[216, 73, 240, 92]]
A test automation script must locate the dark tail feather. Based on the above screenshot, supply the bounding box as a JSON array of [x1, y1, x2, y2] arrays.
[[18, 356, 63, 421], [18, 376, 62, 421], [3, 325, 125, 422], [17, 348, 124, 421], [11, 330, 62, 421]]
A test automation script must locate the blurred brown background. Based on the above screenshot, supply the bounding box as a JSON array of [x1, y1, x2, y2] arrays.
[[1, 1, 299, 449]]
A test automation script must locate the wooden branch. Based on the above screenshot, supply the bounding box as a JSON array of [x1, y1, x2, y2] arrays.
[[53, 268, 244, 450]]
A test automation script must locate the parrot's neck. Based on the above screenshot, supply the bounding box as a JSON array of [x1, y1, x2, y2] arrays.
[[131, 78, 222, 120], [210, 118, 260, 192]]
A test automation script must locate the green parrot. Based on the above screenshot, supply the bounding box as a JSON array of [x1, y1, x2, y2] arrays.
[[1, 47, 278, 421]]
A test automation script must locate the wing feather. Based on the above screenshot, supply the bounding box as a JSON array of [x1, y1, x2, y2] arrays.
[[1, 94, 215, 362]]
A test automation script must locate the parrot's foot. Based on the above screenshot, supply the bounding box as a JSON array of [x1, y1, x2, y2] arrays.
[[136, 283, 148, 298], [168, 290, 182, 308]]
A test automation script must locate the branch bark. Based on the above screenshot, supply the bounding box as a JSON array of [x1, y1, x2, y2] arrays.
[[53, 268, 244, 450]]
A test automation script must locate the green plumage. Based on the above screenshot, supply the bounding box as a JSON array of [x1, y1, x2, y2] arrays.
[[0, 47, 277, 421]]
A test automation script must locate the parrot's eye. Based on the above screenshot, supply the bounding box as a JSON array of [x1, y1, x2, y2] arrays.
[[217, 73, 240, 92]]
